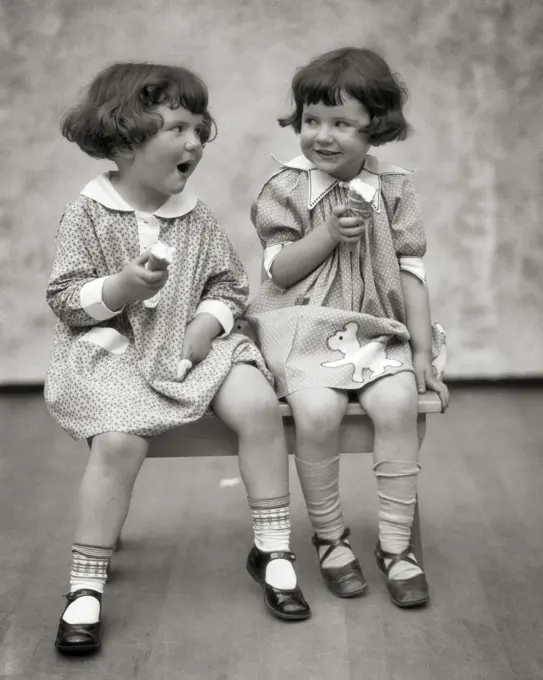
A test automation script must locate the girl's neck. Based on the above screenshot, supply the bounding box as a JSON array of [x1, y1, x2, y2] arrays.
[[109, 171, 170, 214], [330, 158, 367, 182]]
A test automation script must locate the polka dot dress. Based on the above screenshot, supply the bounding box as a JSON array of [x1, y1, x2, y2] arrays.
[[246, 158, 444, 398], [45, 196, 272, 440]]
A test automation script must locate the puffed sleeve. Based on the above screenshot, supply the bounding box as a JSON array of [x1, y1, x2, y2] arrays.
[[387, 176, 428, 283], [195, 212, 250, 335], [251, 169, 306, 278], [46, 201, 124, 327]]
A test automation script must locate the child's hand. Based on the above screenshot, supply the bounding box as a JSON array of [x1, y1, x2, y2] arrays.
[[117, 252, 170, 303], [325, 205, 366, 244], [180, 323, 212, 366], [180, 314, 222, 367], [413, 351, 450, 412]]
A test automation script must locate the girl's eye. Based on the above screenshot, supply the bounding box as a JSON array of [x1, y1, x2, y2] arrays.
[[303, 117, 318, 126], [173, 125, 185, 133], [335, 121, 350, 128]]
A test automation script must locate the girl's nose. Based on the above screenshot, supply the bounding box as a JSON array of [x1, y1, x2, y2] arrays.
[[185, 131, 202, 151], [315, 125, 333, 143]]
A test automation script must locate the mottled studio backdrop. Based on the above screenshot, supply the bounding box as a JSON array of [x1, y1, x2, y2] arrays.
[[1, 0, 542, 381]]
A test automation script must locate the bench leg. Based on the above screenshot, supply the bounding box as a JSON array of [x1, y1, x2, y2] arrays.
[[410, 496, 424, 569]]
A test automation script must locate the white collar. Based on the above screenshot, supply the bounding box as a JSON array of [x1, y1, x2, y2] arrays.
[[275, 154, 410, 212], [80, 173, 198, 218]]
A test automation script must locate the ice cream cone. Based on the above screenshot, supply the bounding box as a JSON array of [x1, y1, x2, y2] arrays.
[[346, 178, 376, 221], [147, 241, 175, 271]]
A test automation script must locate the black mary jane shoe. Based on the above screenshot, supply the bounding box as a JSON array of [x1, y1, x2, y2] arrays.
[[375, 542, 429, 608], [246, 546, 311, 621], [313, 528, 367, 598], [55, 589, 102, 655]]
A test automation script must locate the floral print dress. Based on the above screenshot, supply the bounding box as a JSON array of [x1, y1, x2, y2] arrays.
[[45, 173, 272, 439]]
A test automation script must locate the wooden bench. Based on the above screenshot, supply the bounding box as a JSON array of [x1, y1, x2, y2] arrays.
[[146, 391, 443, 566]]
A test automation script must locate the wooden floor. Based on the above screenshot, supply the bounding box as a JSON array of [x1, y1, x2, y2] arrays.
[[0, 385, 542, 680]]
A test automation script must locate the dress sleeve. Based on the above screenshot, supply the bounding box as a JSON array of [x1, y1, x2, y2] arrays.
[[197, 213, 250, 335], [46, 201, 123, 327], [387, 176, 428, 283], [251, 169, 305, 278]]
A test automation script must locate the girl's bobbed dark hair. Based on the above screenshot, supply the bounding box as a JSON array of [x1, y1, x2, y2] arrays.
[[62, 62, 217, 159], [279, 47, 411, 146]]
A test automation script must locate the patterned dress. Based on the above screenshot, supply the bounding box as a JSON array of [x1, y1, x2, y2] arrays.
[[246, 154, 445, 398], [45, 174, 272, 440]]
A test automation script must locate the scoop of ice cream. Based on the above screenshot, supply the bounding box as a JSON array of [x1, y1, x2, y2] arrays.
[[147, 241, 175, 271], [349, 178, 377, 203]]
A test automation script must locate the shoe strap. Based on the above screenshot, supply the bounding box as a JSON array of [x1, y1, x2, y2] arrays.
[[312, 528, 352, 565], [65, 589, 102, 604], [377, 544, 418, 573], [267, 551, 296, 563]]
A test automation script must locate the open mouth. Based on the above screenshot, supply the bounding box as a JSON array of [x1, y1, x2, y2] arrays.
[[177, 162, 192, 174]]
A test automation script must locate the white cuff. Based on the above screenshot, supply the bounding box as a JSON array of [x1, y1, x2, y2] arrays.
[[80, 277, 124, 321], [195, 299, 234, 336], [263, 242, 293, 278], [399, 257, 426, 284]]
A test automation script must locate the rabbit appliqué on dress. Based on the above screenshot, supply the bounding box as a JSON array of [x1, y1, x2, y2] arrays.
[[321, 322, 402, 383]]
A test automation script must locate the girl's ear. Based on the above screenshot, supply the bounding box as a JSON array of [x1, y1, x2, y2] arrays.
[[115, 146, 135, 165]]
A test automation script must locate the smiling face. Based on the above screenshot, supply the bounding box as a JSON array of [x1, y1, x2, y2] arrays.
[[300, 93, 372, 181], [114, 104, 204, 212]]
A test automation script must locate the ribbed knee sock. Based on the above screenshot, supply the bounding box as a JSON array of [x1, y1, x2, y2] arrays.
[[248, 494, 297, 589], [374, 460, 423, 580], [295, 455, 354, 568], [62, 543, 114, 624]]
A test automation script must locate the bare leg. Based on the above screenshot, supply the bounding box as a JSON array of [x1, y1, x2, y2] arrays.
[[212, 364, 289, 499], [213, 365, 297, 590], [63, 433, 148, 625], [286, 388, 348, 464], [75, 432, 148, 547]]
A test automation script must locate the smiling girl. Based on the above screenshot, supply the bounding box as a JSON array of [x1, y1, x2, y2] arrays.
[[46, 62, 310, 656], [247, 47, 448, 608]]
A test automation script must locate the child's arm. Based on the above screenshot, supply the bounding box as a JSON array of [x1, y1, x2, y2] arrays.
[[252, 171, 363, 290], [179, 213, 249, 367], [47, 202, 168, 326], [389, 176, 449, 409], [269, 206, 364, 289], [47, 202, 120, 327], [401, 272, 432, 362], [401, 273, 449, 408], [195, 225, 249, 331]]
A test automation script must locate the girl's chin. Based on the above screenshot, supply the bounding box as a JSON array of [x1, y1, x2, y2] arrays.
[[170, 175, 188, 192], [314, 163, 358, 181]]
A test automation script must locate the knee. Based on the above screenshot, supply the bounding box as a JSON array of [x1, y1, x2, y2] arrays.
[[369, 382, 418, 431], [90, 433, 147, 478], [292, 401, 344, 442], [237, 389, 283, 435]]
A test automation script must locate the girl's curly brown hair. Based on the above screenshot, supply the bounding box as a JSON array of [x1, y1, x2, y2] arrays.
[[62, 62, 217, 160]]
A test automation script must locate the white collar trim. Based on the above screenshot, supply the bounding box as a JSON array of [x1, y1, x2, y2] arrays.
[[275, 154, 410, 212], [80, 173, 197, 217]]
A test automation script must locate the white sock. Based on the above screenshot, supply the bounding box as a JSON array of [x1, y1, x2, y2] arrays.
[[63, 580, 102, 624], [265, 557, 297, 590], [62, 544, 113, 624], [249, 496, 297, 590], [375, 461, 424, 581], [295, 456, 355, 569], [385, 553, 422, 581]]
